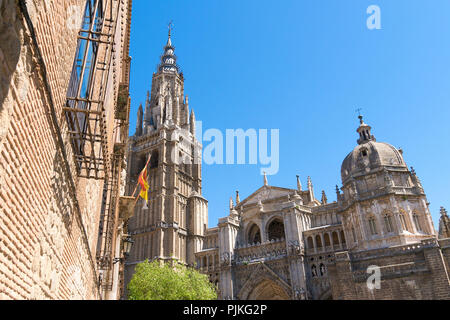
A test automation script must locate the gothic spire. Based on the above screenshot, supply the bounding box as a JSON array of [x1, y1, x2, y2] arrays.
[[297, 175, 302, 192], [356, 115, 376, 145], [158, 24, 180, 74], [321, 190, 328, 204], [136, 103, 143, 136], [263, 172, 268, 186], [307, 176, 315, 201], [190, 109, 196, 135]]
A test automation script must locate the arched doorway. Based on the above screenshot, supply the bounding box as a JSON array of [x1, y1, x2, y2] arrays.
[[248, 279, 291, 300]]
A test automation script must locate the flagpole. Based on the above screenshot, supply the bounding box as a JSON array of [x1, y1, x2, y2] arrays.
[[131, 154, 151, 199], [133, 154, 152, 208]]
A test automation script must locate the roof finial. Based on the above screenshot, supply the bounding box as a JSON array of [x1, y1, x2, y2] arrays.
[[168, 20, 173, 38], [355, 110, 376, 145], [296, 175, 302, 191], [236, 190, 240, 204], [263, 171, 268, 186], [356, 108, 365, 126]]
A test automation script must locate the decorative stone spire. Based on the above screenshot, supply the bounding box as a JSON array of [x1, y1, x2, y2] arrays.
[[136, 103, 143, 136], [321, 190, 328, 205], [263, 172, 268, 186], [190, 109, 196, 135], [229, 197, 234, 210], [335, 185, 340, 196], [356, 115, 376, 145], [144, 90, 152, 131], [439, 206, 450, 239], [236, 191, 240, 204], [307, 176, 315, 201], [158, 24, 180, 74], [410, 167, 423, 189], [296, 175, 302, 192]]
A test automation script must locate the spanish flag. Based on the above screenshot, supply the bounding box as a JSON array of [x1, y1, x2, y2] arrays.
[[138, 157, 151, 201]]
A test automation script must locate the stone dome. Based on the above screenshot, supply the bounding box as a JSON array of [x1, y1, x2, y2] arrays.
[[341, 141, 406, 183]]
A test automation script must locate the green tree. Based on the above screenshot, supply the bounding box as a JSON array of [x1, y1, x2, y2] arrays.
[[127, 259, 217, 300]]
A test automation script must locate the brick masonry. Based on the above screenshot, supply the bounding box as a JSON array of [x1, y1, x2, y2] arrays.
[[0, 0, 132, 300]]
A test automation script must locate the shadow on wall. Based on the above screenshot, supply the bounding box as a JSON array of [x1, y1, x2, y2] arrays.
[[0, 0, 22, 110]]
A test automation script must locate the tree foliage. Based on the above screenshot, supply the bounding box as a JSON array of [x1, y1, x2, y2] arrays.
[[127, 259, 217, 300]]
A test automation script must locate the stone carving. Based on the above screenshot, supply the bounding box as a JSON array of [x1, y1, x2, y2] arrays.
[[293, 287, 308, 300], [288, 240, 304, 256], [220, 252, 234, 266]]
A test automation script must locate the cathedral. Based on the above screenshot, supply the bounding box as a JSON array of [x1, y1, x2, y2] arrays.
[[124, 33, 450, 300]]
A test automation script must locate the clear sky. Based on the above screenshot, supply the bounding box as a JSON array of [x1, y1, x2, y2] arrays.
[[128, 0, 450, 228]]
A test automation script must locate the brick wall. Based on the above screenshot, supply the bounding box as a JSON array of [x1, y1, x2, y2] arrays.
[[0, 0, 131, 300]]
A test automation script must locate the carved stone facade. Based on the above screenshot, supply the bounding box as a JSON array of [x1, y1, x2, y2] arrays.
[[124, 33, 208, 292], [198, 117, 450, 300], [123, 31, 450, 300]]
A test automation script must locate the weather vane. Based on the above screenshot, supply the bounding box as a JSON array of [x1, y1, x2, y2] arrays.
[[168, 20, 174, 37], [355, 108, 363, 117]]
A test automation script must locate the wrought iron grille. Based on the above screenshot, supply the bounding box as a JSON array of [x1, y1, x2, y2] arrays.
[[64, 0, 121, 179]]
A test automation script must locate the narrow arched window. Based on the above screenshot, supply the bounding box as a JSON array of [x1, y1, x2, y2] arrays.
[[315, 235, 322, 248], [332, 232, 339, 246], [307, 236, 314, 249], [399, 214, 407, 231], [368, 217, 377, 235], [351, 227, 357, 242], [413, 213, 422, 232], [324, 233, 331, 247], [340, 230, 346, 244], [384, 214, 393, 233]]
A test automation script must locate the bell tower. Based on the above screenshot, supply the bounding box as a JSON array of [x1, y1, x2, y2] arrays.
[[124, 29, 208, 287]]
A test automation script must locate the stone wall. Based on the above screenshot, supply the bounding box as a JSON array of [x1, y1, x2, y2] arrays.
[[0, 0, 131, 300], [327, 239, 450, 300]]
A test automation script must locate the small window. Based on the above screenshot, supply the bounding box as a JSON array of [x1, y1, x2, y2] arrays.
[[368, 217, 377, 235], [351, 227, 357, 242], [399, 214, 408, 231], [413, 213, 422, 232], [361, 149, 368, 157], [384, 214, 394, 233]]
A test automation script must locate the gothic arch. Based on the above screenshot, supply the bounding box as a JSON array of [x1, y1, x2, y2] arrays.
[[237, 263, 292, 300], [247, 223, 261, 245], [266, 217, 285, 241], [247, 279, 291, 300]]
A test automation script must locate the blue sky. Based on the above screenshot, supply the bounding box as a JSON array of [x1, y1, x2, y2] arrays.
[[129, 0, 450, 228]]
